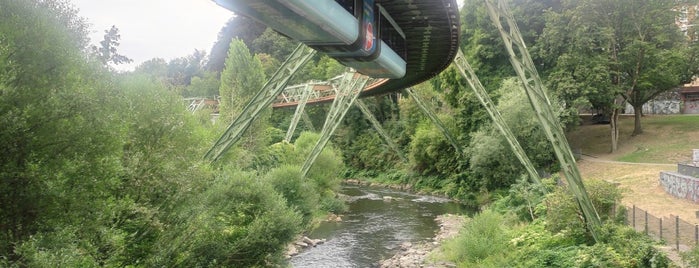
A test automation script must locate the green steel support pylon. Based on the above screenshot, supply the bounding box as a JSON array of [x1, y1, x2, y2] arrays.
[[301, 112, 315, 132], [204, 44, 316, 162], [485, 0, 601, 241], [453, 49, 541, 185], [354, 99, 408, 163], [404, 88, 463, 155], [301, 71, 369, 177], [285, 83, 313, 142]]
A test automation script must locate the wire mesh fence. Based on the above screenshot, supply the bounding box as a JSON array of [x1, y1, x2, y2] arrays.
[[624, 204, 698, 251]]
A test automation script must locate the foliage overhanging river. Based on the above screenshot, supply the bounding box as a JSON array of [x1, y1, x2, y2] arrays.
[[289, 184, 472, 267]]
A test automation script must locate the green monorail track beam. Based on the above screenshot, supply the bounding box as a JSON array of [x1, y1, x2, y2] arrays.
[[485, 0, 601, 241], [204, 44, 316, 162], [301, 71, 370, 177], [453, 49, 541, 186], [355, 99, 408, 163], [404, 88, 462, 155]]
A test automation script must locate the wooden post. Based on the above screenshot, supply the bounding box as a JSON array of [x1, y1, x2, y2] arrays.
[[676, 216, 680, 251], [644, 210, 648, 235]]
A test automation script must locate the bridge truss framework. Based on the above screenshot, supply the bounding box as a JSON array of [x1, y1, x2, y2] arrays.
[[205, 0, 601, 241]]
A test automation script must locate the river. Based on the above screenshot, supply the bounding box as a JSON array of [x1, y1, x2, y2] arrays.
[[289, 185, 470, 267]]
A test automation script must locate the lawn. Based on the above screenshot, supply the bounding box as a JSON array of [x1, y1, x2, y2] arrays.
[[568, 114, 699, 164], [567, 114, 699, 224]]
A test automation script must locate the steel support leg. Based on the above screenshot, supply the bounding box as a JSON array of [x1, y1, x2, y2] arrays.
[[485, 0, 601, 239], [204, 44, 316, 162], [453, 49, 541, 185], [285, 84, 313, 142], [355, 99, 408, 163], [405, 88, 462, 155], [301, 112, 315, 132], [301, 71, 370, 177]]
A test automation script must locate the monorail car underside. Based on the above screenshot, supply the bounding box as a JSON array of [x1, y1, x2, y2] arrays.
[[213, 0, 460, 98]]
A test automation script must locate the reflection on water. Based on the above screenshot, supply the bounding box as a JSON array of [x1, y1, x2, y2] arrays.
[[289, 185, 470, 267]]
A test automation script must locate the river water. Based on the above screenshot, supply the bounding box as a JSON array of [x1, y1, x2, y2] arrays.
[[289, 185, 470, 267]]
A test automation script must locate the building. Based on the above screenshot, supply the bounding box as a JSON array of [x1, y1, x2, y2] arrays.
[[680, 80, 699, 114]]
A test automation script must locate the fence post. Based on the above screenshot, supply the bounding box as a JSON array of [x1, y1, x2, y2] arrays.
[[695, 224, 698, 245], [632, 205, 636, 229], [676, 216, 680, 251], [660, 218, 663, 240], [644, 210, 648, 235]]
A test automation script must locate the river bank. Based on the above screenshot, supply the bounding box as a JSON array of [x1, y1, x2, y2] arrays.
[[380, 214, 467, 268], [288, 185, 470, 267]]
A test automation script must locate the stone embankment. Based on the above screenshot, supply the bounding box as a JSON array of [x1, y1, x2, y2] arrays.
[[285, 236, 326, 258], [285, 213, 342, 258], [380, 214, 466, 268], [344, 178, 415, 192]]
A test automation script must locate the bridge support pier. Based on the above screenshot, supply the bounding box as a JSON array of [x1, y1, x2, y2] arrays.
[[452, 49, 541, 185], [355, 99, 408, 163], [301, 71, 370, 177], [485, 0, 600, 239], [204, 44, 316, 162], [285, 84, 313, 142], [404, 88, 462, 155]]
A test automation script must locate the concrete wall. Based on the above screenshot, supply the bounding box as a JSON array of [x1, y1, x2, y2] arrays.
[[685, 100, 699, 114], [660, 171, 699, 202], [679, 163, 699, 178], [625, 100, 681, 115]]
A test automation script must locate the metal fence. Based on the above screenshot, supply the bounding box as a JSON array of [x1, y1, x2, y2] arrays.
[[624, 204, 698, 251]]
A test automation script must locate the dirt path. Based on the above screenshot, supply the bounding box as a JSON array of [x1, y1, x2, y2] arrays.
[[578, 157, 699, 225]]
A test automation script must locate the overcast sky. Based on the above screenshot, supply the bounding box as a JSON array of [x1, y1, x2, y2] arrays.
[[72, 0, 232, 70]]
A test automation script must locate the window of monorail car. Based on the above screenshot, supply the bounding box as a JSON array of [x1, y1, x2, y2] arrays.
[[378, 6, 407, 61]]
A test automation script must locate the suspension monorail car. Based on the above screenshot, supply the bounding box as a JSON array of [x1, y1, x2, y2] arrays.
[[213, 0, 407, 79]]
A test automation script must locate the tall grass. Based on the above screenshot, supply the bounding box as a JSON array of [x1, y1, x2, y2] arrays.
[[441, 210, 512, 267]]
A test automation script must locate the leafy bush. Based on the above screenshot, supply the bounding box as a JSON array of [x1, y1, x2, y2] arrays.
[[441, 210, 512, 266], [153, 169, 301, 267], [542, 179, 622, 243], [265, 165, 319, 226], [681, 245, 699, 267]]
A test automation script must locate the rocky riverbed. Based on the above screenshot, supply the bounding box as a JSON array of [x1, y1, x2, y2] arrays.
[[379, 214, 467, 268]]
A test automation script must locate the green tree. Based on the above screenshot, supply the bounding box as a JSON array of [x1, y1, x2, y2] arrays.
[[218, 38, 268, 151], [0, 0, 124, 260], [541, 0, 691, 150], [185, 71, 220, 98], [92, 25, 132, 66], [469, 78, 558, 190], [207, 16, 267, 73]]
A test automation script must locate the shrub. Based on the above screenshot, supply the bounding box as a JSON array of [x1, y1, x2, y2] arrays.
[[542, 179, 622, 243], [152, 169, 301, 267], [441, 210, 512, 266], [265, 165, 319, 226]]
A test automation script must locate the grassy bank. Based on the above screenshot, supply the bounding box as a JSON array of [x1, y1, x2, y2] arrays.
[[568, 114, 699, 163]]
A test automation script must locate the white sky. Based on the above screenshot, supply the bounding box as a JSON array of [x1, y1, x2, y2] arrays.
[[72, 0, 233, 71]]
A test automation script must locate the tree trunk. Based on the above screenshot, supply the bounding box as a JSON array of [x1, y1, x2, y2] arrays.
[[610, 108, 620, 152], [632, 104, 643, 136]]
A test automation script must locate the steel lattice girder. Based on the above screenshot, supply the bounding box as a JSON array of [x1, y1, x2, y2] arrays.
[[485, 0, 601, 241], [355, 99, 408, 163], [285, 84, 314, 142], [404, 88, 462, 155], [301, 71, 370, 177], [204, 44, 316, 162], [452, 48, 541, 186]]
